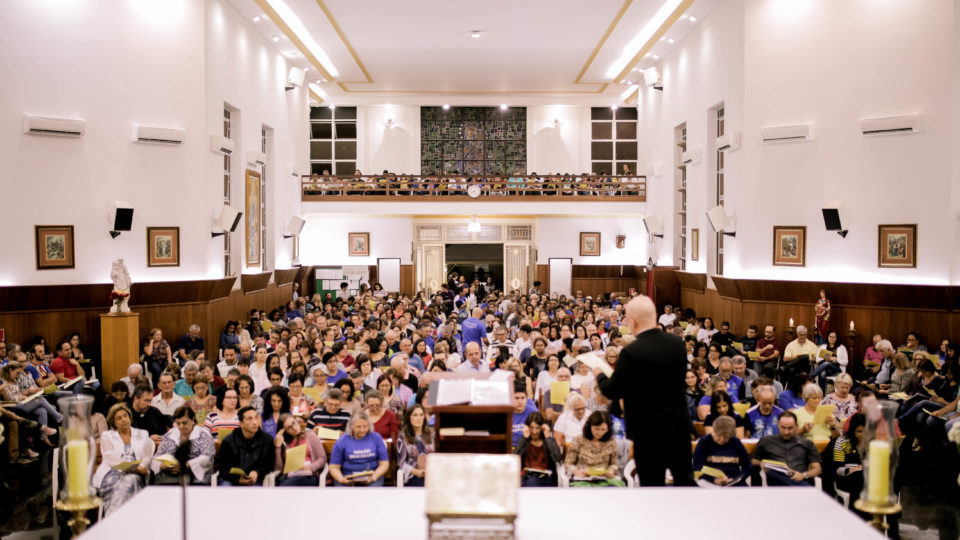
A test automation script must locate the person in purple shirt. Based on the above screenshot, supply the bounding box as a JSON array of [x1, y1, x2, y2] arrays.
[[511, 380, 539, 448], [460, 307, 486, 351], [746, 386, 782, 438]]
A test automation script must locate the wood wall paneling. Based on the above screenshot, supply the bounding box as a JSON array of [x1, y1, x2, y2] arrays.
[[676, 272, 707, 293], [536, 265, 549, 294], [273, 268, 300, 286], [650, 266, 680, 313], [240, 272, 273, 294], [400, 265, 414, 297]]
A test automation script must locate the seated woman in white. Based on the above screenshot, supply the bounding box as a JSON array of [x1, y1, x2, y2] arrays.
[[94, 404, 155, 515]]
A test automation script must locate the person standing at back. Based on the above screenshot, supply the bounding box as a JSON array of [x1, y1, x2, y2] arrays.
[[594, 295, 693, 486], [460, 307, 486, 352]]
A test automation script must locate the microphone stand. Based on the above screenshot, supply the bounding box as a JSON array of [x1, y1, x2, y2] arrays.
[[175, 440, 192, 540]]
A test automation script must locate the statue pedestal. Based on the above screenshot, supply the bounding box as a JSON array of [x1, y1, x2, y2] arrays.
[[100, 312, 140, 388]]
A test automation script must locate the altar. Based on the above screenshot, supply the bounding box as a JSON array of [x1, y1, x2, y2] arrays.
[[83, 486, 881, 539]]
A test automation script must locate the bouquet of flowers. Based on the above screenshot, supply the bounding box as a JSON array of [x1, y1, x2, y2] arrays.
[[110, 290, 130, 311]]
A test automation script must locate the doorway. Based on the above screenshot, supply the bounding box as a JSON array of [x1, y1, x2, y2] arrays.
[[445, 243, 503, 290]]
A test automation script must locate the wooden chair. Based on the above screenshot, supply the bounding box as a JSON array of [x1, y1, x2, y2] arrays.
[[693, 421, 705, 437]]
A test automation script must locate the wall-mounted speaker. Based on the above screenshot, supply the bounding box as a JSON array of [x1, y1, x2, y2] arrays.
[[109, 201, 134, 238], [706, 205, 736, 237], [212, 205, 242, 238], [284, 216, 306, 238], [822, 200, 848, 237]]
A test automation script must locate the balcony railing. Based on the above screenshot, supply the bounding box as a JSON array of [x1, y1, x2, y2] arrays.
[[301, 174, 646, 202]]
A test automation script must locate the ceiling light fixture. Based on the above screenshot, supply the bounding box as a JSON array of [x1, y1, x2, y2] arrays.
[[467, 217, 481, 233], [442, 104, 451, 110], [667, 37, 675, 43], [605, 0, 684, 79], [272, 35, 280, 42], [308, 83, 327, 97], [611, 105, 619, 110], [263, 0, 339, 77], [500, 104, 508, 110], [315, 79, 322, 84], [253, 15, 262, 22], [652, 54, 660, 60], [688, 15, 697, 22], [470, 30, 482, 38], [328, 104, 336, 110]]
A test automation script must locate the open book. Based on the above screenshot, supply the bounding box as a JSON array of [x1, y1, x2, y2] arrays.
[[61, 377, 83, 389], [19, 391, 46, 405], [111, 459, 142, 472], [434, 379, 510, 406], [345, 470, 374, 480], [761, 459, 792, 476], [574, 353, 613, 377], [155, 454, 179, 468]]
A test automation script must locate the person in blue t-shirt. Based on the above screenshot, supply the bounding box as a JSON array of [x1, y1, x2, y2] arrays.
[[693, 416, 751, 486], [329, 410, 389, 486], [511, 380, 539, 448], [746, 387, 782, 438], [460, 307, 486, 350]]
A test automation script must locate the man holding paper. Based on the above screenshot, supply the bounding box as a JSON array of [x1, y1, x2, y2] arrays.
[[752, 411, 821, 486], [218, 406, 274, 486], [594, 295, 693, 486]]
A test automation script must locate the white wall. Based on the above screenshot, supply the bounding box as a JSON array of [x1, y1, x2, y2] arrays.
[[205, 0, 309, 275], [646, 0, 960, 284], [358, 105, 421, 175], [536, 217, 649, 265], [298, 215, 414, 266], [526, 106, 591, 174], [0, 0, 206, 285]]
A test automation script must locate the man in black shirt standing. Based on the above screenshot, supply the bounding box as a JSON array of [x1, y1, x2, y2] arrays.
[[595, 295, 693, 486], [130, 385, 171, 445]]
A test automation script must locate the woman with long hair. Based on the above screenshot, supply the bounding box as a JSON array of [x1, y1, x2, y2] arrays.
[[397, 404, 434, 486]]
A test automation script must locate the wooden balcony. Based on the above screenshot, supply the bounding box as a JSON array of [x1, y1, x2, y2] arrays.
[[300, 174, 646, 202]]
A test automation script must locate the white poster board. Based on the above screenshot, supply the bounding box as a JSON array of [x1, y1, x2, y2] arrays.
[[378, 258, 401, 292], [548, 258, 572, 297]]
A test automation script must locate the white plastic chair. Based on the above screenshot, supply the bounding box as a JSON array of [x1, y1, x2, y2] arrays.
[[556, 465, 571, 488], [623, 459, 638, 488]]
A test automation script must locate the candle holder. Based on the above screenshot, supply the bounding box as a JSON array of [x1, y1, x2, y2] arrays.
[[54, 496, 102, 537], [857, 399, 900, 532]]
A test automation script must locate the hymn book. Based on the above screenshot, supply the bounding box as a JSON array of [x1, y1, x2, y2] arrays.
[[111, 459, 142, 472], [282, 444, 307, 474]]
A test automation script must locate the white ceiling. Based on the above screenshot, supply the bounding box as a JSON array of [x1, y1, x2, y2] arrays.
[[230, 0, 719, 105]]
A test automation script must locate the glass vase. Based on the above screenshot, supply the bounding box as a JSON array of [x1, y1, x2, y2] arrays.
[[859, 399, 899, 508], [58, 395, 96, 502]]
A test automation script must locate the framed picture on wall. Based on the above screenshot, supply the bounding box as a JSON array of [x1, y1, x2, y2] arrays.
[[691, 229, 700, 261], [878, 224, 917, 268], [580, 232, 601, 256], [35, 225, 75, 270], [146, 227, 180, 267], [772, 226, 806, 266], [349, 232, 370, 256], [245, 169, 261, 268]]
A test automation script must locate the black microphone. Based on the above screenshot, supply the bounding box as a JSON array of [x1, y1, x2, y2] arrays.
[[175, 439, 191, 540]]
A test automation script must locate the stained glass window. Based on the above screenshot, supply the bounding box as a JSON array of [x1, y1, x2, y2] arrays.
[[421, 107, 526, 175]]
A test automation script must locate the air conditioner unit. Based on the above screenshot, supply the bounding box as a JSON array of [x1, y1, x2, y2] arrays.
[[210, 135, 234, 155], [133, 125, 185, 145], [717, 131, 741, 151], [286, 67, 305, 90], [860, 114, 920, 136], [247, 149, 266, 165], [22, 114, 85, 137], [761, 123, 814, 143], [681, 149, 701, 165]]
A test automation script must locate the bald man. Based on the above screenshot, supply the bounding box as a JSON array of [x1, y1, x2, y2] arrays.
[[461, 307, 486, 351], [594, 295, 693, 486]]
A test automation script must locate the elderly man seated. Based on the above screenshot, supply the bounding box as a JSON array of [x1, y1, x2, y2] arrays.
[[693, 416, 751, 486], [731, 356, 757, 402], [553, 393, 589, 446], [174, 361, 200, 397], [120, 363, 143, 394], [176, 324, 205, 364], [541, 367, 573, 423], [752, 411, 821, 486], [782, 326, 819, 378], [745, 386, 782, 438]]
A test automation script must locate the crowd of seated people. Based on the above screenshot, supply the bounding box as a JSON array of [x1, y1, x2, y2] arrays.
[[301, 171, 646, 197], [2, 270, 958, 533]]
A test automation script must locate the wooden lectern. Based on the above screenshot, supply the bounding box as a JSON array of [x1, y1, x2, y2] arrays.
[[100, 312, 140, 387]]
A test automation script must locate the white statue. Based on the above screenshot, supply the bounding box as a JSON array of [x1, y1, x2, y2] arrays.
[[110, 258, 132, 313]]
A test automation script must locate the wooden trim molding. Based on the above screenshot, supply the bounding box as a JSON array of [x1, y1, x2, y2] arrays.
[[676, 272, 707, 293], [241, 272, 273, 295], [273, 268, 300, 287]]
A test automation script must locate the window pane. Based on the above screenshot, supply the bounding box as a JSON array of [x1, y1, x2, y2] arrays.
[[310, 141, 332, 160], [335, 141, 356, 159], [310, 107, 332, 120], [310, 162, 332, 175], [334, 107, 357, 120], [592, 122, 612, 139], [615, 108, 638, 121], [591, 107, 614, 121], [616, 122, 637, 139], [615, 142, 637, 160], [591, 141, 613, 160], [334, 162, 356, 175], [591, 161, 613, 175], [311, 123, 332, 139], [335, 122, 357, 139], [615, 162, 638, 175]]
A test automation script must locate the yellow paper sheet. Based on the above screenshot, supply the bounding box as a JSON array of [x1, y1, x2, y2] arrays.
[[550, 381, 570, 405], [747, 351, 760, 360], [315, 426, 342, 440], [585, 467, 607, 477], [817, 348, 828, 359], [813, 404, 836, 425], [229, 467, 247, 477], [217, 427, 235, 442], [731, 342, 743, 351], [619, 325, 631, 335], [43, 384, 60, 395], [302, 387, 324, 403], [111, 459, 141, 472], [733, 402, 750, 417], [699, 465, 727, 479], [889, 392, 910, 401], [155, 454, 178, 467], [282, 444, 307, 474], [679, 321, 689, 329]]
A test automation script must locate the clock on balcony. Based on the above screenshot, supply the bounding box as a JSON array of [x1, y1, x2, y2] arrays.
[[467, 185, 482, 198]]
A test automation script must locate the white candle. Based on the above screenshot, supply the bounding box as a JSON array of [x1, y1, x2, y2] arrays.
[[850, 320, 855, 331], [67, 439, 89, 501], [867, 440, 891, 504], [789, 318, 794, 327]]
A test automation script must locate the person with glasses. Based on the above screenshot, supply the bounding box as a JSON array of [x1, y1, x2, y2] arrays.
[[515, 412, 562, 487], [553, 393, 590, 446], [273, 413, 327, 486], [203, 388, 241, 437]]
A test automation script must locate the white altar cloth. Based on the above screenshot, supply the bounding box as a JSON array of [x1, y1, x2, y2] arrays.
[[84, 486, 881, 539]]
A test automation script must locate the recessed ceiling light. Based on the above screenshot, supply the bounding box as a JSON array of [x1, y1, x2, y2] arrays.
[[315, 79, 322, 84], [470, 30, 482, 38], [667, 37, 675, 44], [500, 104, 508, 110], [328, 104, 336, 110], [303, 67, 309, 71], [442, 104, 451, 110], [688, 15, 697, 22], [652, 54, 660, 60], [611, 105, 618, 110], [287, 52, 297, 57], [253, 15, 261, 22], [272, 36, 280, 42]]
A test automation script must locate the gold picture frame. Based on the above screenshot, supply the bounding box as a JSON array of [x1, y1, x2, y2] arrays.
[[245, 169, 261, 268], [147, 227, 180, 267], [579, 232, 600, 256], [691, 228, 699, 261], [878, 224, 917, 268], [349, 232, 369, 256], [35, 225, 75, 270], [773, 226, 806, 266]]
